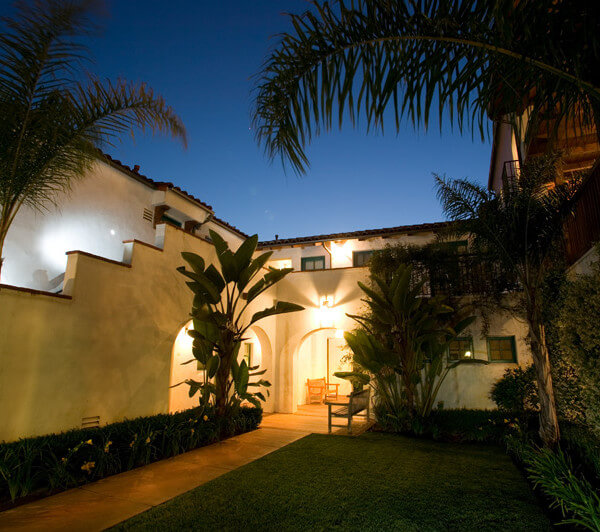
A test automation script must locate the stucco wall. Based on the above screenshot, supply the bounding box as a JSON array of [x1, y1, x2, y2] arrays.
[[3, 160, 158, 291], [263, 231, 437, 271], [1, 221, 532, 442], [491, 120, 520, 193], [0, 224, 216, 441], [251, 267, 531, 414], [1, 160, 244, 292]]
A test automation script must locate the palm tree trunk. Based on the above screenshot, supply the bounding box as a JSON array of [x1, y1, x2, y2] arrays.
[[527, 315, 560, 447]]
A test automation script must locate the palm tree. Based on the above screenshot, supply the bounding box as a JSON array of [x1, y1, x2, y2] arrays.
[[0, 0, 187, 279], [435, 154, 581, 447], [252, 0, 600, 174]]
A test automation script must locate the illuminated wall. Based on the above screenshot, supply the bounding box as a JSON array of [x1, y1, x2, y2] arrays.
[[0, 211, 534, 442], [2, 159, 244, 291]]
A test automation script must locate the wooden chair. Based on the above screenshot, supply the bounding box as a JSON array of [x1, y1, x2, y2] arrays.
[[326, 388, 370, 434], [306, 378, 339, 403]]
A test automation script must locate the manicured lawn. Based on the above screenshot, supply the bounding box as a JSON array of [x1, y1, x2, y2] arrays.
[[112, 433, 550, 531]]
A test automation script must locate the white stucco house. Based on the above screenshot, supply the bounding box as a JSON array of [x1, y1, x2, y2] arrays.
[[1, 152, 535, 442]]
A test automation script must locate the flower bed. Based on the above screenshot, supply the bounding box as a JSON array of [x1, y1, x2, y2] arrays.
[[0, 406, 262, 506]]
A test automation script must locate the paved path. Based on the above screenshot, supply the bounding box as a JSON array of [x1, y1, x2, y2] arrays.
[[0, 409, 372, 531], [0, 426, 308, 532]]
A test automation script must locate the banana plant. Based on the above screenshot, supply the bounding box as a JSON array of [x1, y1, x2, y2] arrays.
[[176, 230, 303, 416], [346, 263, 481, 417]]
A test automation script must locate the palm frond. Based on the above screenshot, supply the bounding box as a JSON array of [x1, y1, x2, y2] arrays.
[[0, 0, 186, 275], [252, 0, 600, 174]]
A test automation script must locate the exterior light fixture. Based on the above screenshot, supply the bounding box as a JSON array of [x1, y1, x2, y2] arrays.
[[464, 350, 472, 358], [319, 295, 335, 327]]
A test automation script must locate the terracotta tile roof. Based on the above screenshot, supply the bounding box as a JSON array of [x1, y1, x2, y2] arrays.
[[100, 152, 213, 211], [99, 152, 249, 239], [211, 216, 250, 239], [257, 221, 451, 248]]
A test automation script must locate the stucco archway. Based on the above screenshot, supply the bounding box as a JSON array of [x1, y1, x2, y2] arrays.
[[248, 325, 274, 412], [292, 327, 351, 409], [168, 319, 199, 413], [168, 321, 275, 414]]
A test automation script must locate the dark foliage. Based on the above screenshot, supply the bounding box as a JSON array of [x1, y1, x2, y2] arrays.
[[0, 407, 261, 503], [375, 407, 522, 445], [490, 365, 539, 415]]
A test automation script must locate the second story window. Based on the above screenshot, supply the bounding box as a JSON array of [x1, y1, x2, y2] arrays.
[[301, 256, 325, 271], [353, 250, 376, 267], [447, 337, 474, 361]]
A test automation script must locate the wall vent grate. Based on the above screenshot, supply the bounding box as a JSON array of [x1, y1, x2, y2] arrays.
[[142, 208, 153, 222], [82, 415, 100, 428]]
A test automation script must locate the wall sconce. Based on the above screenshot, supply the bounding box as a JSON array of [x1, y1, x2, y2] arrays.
[[319, 295, 335, 328]]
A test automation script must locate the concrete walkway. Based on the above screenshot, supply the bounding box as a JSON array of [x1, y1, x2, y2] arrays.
[[0, 426, 308, 532], [0, 408, 372, 531]]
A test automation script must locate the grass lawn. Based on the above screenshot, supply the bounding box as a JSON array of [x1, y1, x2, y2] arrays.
[[112, 432, 550, 531]]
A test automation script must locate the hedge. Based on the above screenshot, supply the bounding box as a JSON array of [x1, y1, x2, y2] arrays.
[[0, 406, 262, 504]]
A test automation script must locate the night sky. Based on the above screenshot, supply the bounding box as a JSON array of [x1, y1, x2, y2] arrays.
[[5, 0, 493, 240]]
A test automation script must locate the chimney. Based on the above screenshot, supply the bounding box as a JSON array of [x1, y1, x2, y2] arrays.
[[133, 164, 140, 173], [275, 234, 279, 241]]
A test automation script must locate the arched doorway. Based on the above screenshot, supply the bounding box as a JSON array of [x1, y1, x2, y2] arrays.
[[169, 320, 199, 413], [168, 322, 274, 413], [294, 328, 352, 407]]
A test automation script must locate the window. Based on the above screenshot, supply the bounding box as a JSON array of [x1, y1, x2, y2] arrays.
[[301, 256, 326, 271], [446, 240, 468, 253], [161, 213, 182, 228], [447, 337, 474, 361], [267, 258, 292, 270], [353, 250, 376, 267], [487, 336, 517, 363], [243, 342, 253, 367]]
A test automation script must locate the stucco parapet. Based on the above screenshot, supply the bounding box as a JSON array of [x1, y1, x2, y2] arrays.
[[65, 250, 132, 268], [122, 239, 164, 252], [0, 283, 72, 300]]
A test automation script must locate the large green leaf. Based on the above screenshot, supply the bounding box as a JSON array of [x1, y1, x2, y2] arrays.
[[236, 360, 250, 395], [181, 252, 205, 275], [209, 230, 238, 282], [205, 355, 220, 379], [245, 278, 265, 303], [204, 264, 226, 293], [178, 267, 221, 303], [233, 235, 258, 274], [249, 301, 304, 325], [237, 251, 273, 291], [209, 229, 228, 257]]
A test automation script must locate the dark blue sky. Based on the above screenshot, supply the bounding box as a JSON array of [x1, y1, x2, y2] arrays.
[[29, 1, 494, 239]]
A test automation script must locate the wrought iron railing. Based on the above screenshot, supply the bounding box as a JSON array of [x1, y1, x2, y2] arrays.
[[501, 160, 520, 184], [412, 254, 519, 297], [565, 161, 600, 264]]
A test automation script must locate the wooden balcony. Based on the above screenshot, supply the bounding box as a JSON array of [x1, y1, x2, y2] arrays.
[[565, 160, 600, 265]]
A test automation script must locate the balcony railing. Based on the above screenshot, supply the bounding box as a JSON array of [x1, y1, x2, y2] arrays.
[[565, 160, 600, 265], [411, 254, 519, 298], [501, 160, 520, 185]]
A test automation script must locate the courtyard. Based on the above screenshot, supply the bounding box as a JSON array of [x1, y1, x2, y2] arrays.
[[113, 432, 550, 531]]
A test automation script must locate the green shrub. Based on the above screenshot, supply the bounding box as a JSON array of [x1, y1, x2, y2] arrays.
[[375, 408, 520, 444], [0, 406, 261, 503], [556, 255, 600, 435], [561, 423, 600, 485], [490, 365, 539, 415], [525, 445, 600, 531]]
